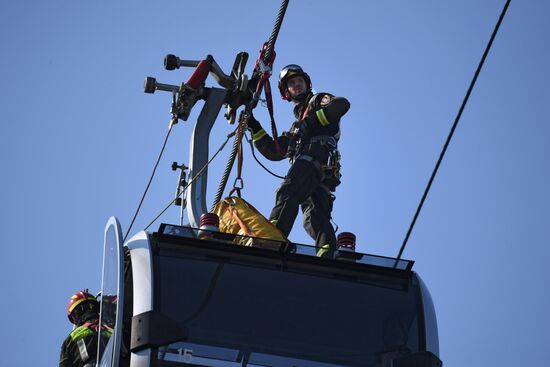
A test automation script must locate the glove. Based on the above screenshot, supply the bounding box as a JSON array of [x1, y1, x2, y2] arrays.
[[246, 113, 263, 133]]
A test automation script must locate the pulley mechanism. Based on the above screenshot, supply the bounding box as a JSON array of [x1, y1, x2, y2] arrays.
[[136, 0, 291, 230]]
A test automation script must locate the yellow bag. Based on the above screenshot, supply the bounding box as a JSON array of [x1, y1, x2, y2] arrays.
[[212, 196, 288, 249]]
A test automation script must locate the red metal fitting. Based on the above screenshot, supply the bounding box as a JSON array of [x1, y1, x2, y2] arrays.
[[337, 232, 356, 252], [200, 213, 219, 228], [186, 59, 211, 90]]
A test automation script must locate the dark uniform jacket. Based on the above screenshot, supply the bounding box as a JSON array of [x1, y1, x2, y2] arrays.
[[250, 92, 350, 164], [59, 318, 112, 367], [247, 92, 350, 256]]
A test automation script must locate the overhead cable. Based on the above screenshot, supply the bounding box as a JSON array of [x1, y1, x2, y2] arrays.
[[124, 122, 174, 242], [395, 0, 512, 264]]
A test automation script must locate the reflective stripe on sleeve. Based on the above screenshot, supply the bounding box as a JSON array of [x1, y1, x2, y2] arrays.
[[316, 243, 331, 257], [252, 129, 267, 142], [316, 109, 330, 126]]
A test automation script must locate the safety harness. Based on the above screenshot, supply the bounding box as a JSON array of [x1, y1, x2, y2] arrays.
[[287, 95, 342, 190], [292, 135, 342, 191], [70, 319, 113, 364]]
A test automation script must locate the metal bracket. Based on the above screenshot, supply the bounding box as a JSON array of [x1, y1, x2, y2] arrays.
[[187, 88, 229, 228], [130, 311, 188, 352]]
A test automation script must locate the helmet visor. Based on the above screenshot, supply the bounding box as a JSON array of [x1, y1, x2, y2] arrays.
[[279, 64, 304, 83]]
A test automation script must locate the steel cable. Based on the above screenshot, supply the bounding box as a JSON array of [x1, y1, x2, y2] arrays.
[[211, 120, 245, 210], [211, 0, 290, 209], [123, 122, 174, 242], [143, 128, 238, 232], [395, 0, 511, 264], [264, 0, 290, 64]]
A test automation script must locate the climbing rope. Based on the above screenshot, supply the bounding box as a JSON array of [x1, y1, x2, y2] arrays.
[[395, 0, 511, 265]]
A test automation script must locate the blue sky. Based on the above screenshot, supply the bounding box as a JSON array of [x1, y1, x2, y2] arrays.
[[1, 1, 549, 366]]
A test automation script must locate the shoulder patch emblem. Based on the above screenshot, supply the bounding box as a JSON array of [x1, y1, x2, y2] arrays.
[[320, 94, 334, 107]]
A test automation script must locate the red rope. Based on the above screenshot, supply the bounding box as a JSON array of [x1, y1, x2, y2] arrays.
[[252, 44, 284, 156]]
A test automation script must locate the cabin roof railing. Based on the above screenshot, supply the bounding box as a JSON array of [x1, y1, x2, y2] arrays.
[[154, 223, 414, 271]]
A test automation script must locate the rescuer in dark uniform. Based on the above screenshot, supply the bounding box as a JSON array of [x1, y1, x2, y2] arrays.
[[247, 64, 350, 257], [59, 290, 112, 367]]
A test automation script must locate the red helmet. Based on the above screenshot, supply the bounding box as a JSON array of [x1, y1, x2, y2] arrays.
[[67, 290, 98, 324], [278, 64, 312, 101]]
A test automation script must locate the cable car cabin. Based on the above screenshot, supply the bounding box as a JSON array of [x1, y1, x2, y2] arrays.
[[100, 218, 441, 367]]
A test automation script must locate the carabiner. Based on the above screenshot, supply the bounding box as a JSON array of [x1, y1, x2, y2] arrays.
[[233, 177, 244, 190]]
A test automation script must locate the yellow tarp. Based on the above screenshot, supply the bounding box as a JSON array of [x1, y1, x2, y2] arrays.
[[212, 196, 287, 249]]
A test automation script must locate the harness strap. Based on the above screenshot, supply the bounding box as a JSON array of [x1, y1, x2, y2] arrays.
[[82, 321, 97, 330], [296, 154, 321, 171], [296, 150, 341, 185], [298, 94, 313, 121], [307, 135, 337, 146], [77, 338, 90, 362]]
